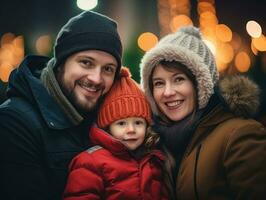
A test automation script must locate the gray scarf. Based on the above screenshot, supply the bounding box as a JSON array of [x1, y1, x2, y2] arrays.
[[40, 59, 83, 125]]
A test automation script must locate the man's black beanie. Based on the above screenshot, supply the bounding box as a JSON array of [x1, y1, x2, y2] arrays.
[[53, 11, 122, 69]]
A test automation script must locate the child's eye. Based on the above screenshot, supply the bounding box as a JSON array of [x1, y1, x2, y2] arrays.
[[135, 121, 143, 125], [135, 119, 146, 126], [117, 121, 126, 126]]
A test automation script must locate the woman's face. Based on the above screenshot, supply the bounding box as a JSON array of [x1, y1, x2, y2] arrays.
[[152, 64, 196, 122]]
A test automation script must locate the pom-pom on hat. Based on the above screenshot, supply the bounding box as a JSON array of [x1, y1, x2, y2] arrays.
[[140, 26, 219, 115], [97, 67, 152, 129]]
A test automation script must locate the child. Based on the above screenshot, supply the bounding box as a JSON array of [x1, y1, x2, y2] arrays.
[[63, 67, 171, 200]]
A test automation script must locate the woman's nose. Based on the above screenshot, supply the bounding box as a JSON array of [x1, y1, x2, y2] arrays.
[[163, 83, 175, 97]]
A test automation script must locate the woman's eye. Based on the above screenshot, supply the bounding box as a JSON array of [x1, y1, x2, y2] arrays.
[[174, 76, 185, 83], [153, 81, 164, 87]]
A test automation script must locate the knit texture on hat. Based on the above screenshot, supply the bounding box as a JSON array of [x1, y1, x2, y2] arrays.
[[140, 26, 219, 115], [97, 67, 152, 129], [53, 11, 122, 68]]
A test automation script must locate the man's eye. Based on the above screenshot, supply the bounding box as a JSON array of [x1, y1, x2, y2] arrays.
[[80, 60, 92, 67], [103, 66, 116, 74]]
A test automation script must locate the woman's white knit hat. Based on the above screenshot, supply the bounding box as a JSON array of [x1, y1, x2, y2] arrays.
[[140, 26, 219, 115]]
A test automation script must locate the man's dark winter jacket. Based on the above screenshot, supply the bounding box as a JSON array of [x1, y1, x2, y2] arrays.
[[0, 56, 96, 200]]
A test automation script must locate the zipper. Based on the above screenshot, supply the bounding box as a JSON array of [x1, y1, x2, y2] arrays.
[[194, 144, 202, 200]]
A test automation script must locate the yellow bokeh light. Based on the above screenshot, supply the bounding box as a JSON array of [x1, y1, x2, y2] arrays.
[[234, 51, 251, 72], [246, 20, 262, 38], [170, 15, 193, 32], [252, 34, 266, 51], [36, 35, 52, 56], [215, 24, 232, 42], [138, 32, 158, 52]]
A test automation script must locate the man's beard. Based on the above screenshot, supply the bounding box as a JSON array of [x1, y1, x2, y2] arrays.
[[67, 88, 104, 116], [57, 79, 104, 117]]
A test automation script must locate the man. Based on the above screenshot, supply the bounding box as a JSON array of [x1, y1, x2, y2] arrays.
[[0, 11, 122, 199]]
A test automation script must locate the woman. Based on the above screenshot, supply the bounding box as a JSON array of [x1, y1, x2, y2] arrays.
[[140, 26, 266, 200]]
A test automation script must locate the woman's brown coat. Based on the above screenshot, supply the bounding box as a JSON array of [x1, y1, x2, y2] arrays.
[[176, 76, 266, 200]]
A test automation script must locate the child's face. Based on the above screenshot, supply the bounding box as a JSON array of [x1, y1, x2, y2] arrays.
[[109, 117, 147, 151]]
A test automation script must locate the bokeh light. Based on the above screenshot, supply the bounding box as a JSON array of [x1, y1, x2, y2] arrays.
[[252, 34, 266, 51], [216, 43, 234, 64], [246, 20, 262, 38], [170, 15, 193, 32], [0, 34, 24, 82], [197, 2, 216, 15], [215, 24, 232, 42], [234, 51, 251, 72], [36, 35, 52, 56], [77, 0, 98, 11], [138, 32, 158, 52]]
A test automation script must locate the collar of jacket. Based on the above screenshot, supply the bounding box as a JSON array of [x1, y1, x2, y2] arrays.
[[7, 55, 78, 129], [89, 126, 165, 161], [181, 75, 261, 155], [185, 104, 234, 155]]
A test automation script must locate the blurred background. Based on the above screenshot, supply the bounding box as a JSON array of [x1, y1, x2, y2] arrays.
[[0, 0, 265, 124]]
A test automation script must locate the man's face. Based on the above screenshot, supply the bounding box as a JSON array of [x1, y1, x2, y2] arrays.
[[56, 50, 118, 114]]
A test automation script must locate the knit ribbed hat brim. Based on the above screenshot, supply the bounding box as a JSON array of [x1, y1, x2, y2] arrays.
[[98, 67, 152, 129]]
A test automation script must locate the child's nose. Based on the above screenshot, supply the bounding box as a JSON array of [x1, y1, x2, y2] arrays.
[[126, 123, 135, 133]]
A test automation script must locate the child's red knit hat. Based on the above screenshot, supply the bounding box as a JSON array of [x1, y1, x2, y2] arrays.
[[97, 67, 152, 129]]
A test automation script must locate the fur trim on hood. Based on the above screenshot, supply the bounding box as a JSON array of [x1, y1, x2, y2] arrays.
[[219, 75, 260, 118]]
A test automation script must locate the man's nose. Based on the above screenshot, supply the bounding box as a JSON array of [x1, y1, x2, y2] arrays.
[[87, 67, 102, 84]]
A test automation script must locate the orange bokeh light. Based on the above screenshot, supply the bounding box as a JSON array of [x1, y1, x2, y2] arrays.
[[138, 32, 158, 52], [1, 33, 15, 46], [36, 35, 52, 56], [234, 51, 251, 72], [170, 15, 193, 32], [215, 24, 232, 42], [252, 34, 266, 51], [216, 43, 234, 64], [197, 2, 216, 15], [0, 62, 14, 82]]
